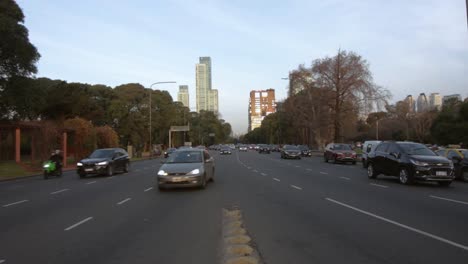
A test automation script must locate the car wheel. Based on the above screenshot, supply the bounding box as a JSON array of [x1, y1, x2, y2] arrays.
[[210, 168, 215, 182], [200, 175, 207, 189], [438, 181, 452, 187], [362, 159, 367, 168], [324, 156, 328, 163], [399, 168, 412, 185], [107, 165, 113, 176], [367, 163, 378, 179], [124, 162, 129, 173], [44, 172, 49, 180], [462, 169, 468, 182], [333, 157, 338, 164]]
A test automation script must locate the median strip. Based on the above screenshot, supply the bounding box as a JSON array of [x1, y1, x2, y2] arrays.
[[50, 188, 70, 195], [2, 199, 29, 208], [429, 195, 468, 206], [64, 217, 93, 231], [290, 185, 302, 190], [85, 181, 96, 185], [325, 198, 468, 252]]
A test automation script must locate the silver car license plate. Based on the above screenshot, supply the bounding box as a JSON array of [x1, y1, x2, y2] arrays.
[[436, 171, 447, 176], [171, 177, 184, 182]]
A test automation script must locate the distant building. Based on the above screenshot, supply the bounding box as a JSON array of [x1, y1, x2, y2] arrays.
[[177, 85, 190, 108], [442, 94, 462, 105], [429, 93, 442, 111], [248, 89, 276, 132], [404, 95, 416, 112], [416, 93, 428, 113], [196, 57, 218, 113]]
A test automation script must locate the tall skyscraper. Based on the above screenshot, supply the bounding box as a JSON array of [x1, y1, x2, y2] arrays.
[[404, 95, 416, 112], [248, 89, 276, 132], [177, 85, 190, 108], [196, 57, 218, 113], [429, 93, 442, 111], [416, 93, 428, 113]]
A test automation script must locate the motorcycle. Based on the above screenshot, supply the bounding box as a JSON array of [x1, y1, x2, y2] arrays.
[[43, 161, 62, 179]]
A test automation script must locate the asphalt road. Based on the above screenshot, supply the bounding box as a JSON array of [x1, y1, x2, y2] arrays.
[[1, 150, 468, 264]]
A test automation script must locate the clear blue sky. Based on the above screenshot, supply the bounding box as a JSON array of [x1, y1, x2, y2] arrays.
[[17, 0, 468, 134]]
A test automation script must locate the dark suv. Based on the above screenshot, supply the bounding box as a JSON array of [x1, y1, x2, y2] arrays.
[[77, 148, 130, 178], [258, 144, 271, 154], [367, 141, 454, 186]]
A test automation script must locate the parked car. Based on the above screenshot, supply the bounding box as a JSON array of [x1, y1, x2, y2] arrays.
[[238, 145, 248, 151], [164, 148, 177, 158], [258, 144, 271, 154], [77, 148, 130, 178], [324, 143, 357, 164], [436, 148, 468, 182], [157, 149, 215, 190], [219, 146, 232, 155], [297, 145, 312, 157], [270, 145, 280, 152], [281, 145, 302, 159], [367, 141, 455, 186], [361, 140, 382, 168]]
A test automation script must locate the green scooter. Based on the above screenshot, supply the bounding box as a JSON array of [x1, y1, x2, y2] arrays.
[[43, 161, 62, 179]]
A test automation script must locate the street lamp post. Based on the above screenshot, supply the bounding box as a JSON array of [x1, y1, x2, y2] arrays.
[[149, 82, 176, 156]]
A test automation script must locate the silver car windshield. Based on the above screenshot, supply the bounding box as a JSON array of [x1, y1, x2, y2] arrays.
[[166, 151, 202, 164]]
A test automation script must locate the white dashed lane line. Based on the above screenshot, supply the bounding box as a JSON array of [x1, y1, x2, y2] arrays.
[[291, 185, 303, 190], [85, 181, 97, 185], [306, 168, 313, 171], [340, 177, 351, 180], [261, 173, 267, 176], [326, 198, 468, 252], [144, 187, 154, 192], [320, 172, 328, 175], [429, 195, 468, 206], [64, 217, 93, 231], [0, 259, 5, 263], [370, 183, 388, 188], [50, 188, 70, 195], [273, 178, 281, 182], [2, 199, 29, 208], [117, 198, 132, 205], [247, 167, 252, 169], [253, 170, 258, 173]]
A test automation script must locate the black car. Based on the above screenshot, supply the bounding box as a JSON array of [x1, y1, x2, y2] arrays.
[[219, 146, 232, 155], [297, 145, 312, 157], [258, 144, 271, 154], [281, 145, 301, 159], [367, 141, 454, 186], [164, 148, 177, 158], [436, 149, 468, 182], [77, 148, 130, 178]]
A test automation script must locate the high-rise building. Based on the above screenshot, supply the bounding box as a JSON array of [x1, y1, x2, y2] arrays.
[[429, 93, 442, 111], [196, 57, 218, 113], [404, 95, 416, 112], [177, 85, 190, 108], [416, 93, 428, 113], [442, 94, 462, 105], [248, 89, 276, 132]]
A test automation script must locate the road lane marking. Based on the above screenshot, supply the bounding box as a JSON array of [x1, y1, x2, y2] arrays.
[[253, 170, 258, 173], [273, 178, 281, 182], [117, 198, 132, 205], [261, 173, 267, 176], [306, 168, 313, 171], [2, 199, 29, 208], [340, 177, 351, 180], [370, 183, 388, 188], [0, 259, 5, 263], [430, 195, 468, 206], [291, 185, 302, 190], [247, 167, 252, 169], [85, 181, 96, 185], [50, 188, 70, 195], [64, 217, 93, 231], [144, 187, 154, 192], [325, 198, 468, 252], [320, 172, 328, 175], [295, 165, 301, 168]]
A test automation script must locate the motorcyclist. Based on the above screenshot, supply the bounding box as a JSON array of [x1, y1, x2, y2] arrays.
[[50, 150, 63, 171]]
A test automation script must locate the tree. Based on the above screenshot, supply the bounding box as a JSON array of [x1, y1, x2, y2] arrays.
[[311, 50, 389, 142], [0, 0, 40, 82], [64, 117, 96, 160], [95, 125, 119, 148]]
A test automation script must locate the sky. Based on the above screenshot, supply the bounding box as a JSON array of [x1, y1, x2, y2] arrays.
[[17, 0, 468, 134]]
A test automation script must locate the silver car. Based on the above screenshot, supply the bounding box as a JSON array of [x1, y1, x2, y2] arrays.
[[157, 149, 215, 190]]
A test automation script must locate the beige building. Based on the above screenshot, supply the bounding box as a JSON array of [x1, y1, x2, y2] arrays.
[[248, 89, 276, 131], [429, 93, 442, 111], [177, 85, 190, 108], [196, 57, 218, 113]]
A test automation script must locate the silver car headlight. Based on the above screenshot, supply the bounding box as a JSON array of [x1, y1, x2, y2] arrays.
[[77, 162, 83, 166], [157, 170, 168, 176], [97, 161, 108, 166], [187, 169, 200, 175]]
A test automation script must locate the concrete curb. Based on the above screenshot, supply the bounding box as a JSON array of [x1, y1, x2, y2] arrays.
[[221, 208, 263, 264]]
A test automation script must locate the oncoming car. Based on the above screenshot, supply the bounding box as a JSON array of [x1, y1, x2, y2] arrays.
[[157, 149, 215, 190], [77, 148, 130, 178]]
